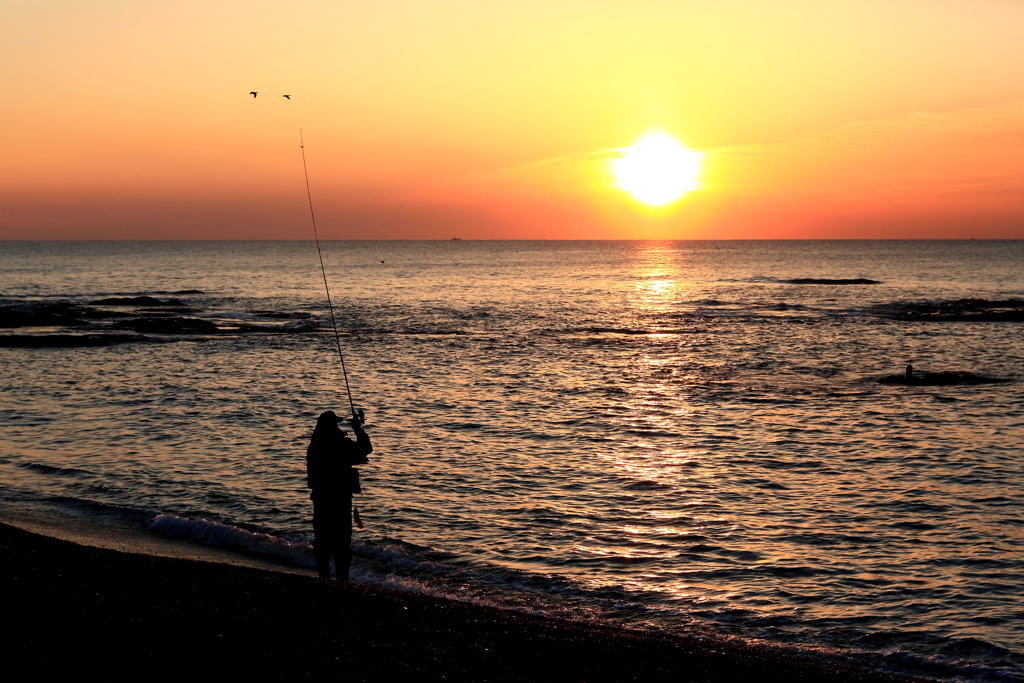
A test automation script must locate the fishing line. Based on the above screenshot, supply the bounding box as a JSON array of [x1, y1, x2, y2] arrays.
[[300, 129, 359, 420]]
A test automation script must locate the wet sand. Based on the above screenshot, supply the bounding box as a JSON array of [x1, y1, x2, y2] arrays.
[[0, 522, 926, 682]]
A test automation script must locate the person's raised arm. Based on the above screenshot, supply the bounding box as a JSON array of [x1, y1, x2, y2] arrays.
[[349, 415, 373, 461]]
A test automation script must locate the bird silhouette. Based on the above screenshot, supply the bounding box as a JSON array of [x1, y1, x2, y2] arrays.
[[249, 91, 258, 98], [283, 95, 291, 99]]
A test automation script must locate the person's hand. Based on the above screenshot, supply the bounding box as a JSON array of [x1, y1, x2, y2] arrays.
[[351, 416, 364, 430]]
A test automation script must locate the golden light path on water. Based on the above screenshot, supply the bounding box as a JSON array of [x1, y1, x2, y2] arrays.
[[591, 245, 724, 598]]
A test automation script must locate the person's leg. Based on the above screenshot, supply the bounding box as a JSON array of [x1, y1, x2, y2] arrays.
[[336, 496, 354, 580], [312, 499, 334, 579]]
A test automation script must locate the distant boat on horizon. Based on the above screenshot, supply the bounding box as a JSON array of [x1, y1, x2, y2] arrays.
[[451, 237, 462, 241]]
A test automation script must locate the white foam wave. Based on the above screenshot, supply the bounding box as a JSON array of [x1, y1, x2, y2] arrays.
[[148, 513, 315, 568]]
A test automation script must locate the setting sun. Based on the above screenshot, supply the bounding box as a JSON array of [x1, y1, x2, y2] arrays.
[[611, 132, 703, 207]]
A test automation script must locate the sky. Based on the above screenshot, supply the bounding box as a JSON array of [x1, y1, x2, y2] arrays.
[[2, 0, 1023, 240]]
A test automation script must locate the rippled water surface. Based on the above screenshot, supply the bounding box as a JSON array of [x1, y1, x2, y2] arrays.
[[2, 241, 1023, 680]]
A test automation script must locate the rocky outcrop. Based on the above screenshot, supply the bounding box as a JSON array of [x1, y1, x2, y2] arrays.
[[111, 317, 220, 333], [0, 304, 88, 328], [875, 299, 1024, 322], [0, 334, 149, 347], [878, 370, 1010, 386], [783, 278, 880, 285]]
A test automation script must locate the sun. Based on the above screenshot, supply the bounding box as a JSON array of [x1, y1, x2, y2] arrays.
[[611, 132, 703, 206]]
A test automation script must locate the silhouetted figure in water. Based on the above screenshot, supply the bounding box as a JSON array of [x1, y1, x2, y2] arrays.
[[906, 364, 914, 381], [307, 410, 372, 580]]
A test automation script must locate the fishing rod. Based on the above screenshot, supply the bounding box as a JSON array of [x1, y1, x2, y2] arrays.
[[300, 129, 364, 425]]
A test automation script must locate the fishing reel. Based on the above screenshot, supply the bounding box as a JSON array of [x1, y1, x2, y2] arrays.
[[354, 408, 365, 426]]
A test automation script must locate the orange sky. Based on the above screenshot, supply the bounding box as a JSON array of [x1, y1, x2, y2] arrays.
[[2, 0, 1023, 239]]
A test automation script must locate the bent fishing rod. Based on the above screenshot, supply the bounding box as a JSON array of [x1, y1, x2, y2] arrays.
[[300, 129, 364, 425]]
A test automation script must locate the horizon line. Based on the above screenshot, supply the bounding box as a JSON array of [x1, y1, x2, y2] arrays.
[[1, 238, 1017, 243]]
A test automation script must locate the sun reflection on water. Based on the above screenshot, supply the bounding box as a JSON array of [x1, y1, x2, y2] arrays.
[[628, 244, 686, 318], [584, 243, 743, 585]]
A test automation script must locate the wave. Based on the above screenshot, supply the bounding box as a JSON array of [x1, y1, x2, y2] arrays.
[[90, 296, 187, 307], [140, 515, 631, 625], [148, 513, 316, 568], [18, 461, 96, 477]]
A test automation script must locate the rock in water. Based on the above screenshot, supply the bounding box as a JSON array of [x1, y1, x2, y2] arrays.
[[112, 317, 219, 334], [783, 278, 880, 285], [878, 370, 1009, 386], [875, 299, 1024, 322], [0, 334, 149, 348]]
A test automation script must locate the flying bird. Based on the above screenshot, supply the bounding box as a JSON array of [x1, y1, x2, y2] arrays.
[[249, 91, 258, 98], [282, 95, 291, 99]]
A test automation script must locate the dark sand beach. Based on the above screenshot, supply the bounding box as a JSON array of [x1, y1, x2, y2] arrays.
[[1, 522, 925, 682]]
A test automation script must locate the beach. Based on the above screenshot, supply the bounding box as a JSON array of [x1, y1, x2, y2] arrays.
[[1, 520, 927, 681]]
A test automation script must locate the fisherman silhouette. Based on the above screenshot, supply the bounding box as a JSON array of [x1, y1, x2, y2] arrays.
[[249, 91, 258, 98], [306, 410, 372, 580]]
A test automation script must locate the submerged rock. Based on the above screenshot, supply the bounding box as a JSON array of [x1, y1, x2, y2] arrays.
[[249, 310, 313, 319], [0, 304, 88, 328], [876, 299, 1024, 322], [878, 370, 1010, 386], [111, 317, 219, 334], [91, 296, 186, 307], [783, 278, 880, 285], [0, 334, 149, 348]]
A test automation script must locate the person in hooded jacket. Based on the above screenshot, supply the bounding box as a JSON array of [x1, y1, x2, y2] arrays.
[[306, 410, 373, 580]]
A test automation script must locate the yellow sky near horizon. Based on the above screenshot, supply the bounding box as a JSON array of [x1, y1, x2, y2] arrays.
[[2, 0, 1024, 239]]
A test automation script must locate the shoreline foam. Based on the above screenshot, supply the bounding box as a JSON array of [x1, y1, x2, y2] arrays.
[[0, 499, 312, 576]]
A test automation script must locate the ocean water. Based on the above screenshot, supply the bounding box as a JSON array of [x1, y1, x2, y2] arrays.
[[1, 240, 1022, 680]]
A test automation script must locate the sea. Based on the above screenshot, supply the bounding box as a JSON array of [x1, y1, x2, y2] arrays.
[[1, 240, 1022, 681]]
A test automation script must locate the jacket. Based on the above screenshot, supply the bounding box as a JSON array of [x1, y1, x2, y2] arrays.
[[306, 426, 373, 500]]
